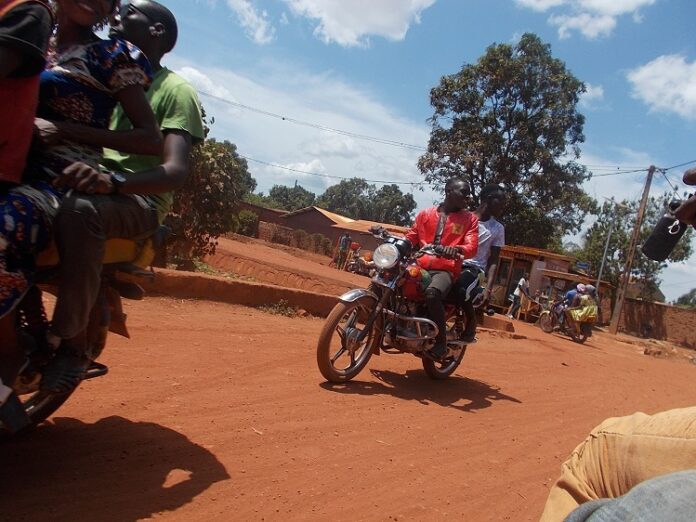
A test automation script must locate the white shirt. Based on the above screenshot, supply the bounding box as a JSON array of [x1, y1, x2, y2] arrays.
[[514, 277, 528, 297], [470, 217, 505, 271]]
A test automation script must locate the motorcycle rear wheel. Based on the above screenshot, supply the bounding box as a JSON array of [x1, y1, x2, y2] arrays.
[[0, 389, 74, 437], [422, 347, 466, 380], [539, 311, 555, 333], [317, 298, 379, 383]]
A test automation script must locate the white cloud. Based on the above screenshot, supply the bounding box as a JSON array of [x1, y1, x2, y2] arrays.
[[515, 0, 655, 39], [282, 0, 437, 47], [550, 13, 615, 39], [225, 0, 275, 44], [627, 55, 696, 121], [580, 83, 605, 108], [163, 55, 431, 207]]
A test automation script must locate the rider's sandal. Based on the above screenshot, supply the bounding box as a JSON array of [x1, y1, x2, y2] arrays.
[[40, 349, 90, 394]]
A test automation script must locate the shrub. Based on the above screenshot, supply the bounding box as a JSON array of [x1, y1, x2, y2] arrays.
[[309, 233, 325, 253], [237, 210, 258, 237], [291, 229, 310, 249]]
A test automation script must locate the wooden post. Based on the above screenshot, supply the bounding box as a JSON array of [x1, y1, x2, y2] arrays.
[[609, 165, 656, 335]]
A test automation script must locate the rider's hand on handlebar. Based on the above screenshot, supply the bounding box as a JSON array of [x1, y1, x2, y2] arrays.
[[433, 245, 459, 259], [55, 162, 115, 195]]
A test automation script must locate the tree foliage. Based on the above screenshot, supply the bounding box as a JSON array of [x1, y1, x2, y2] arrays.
[[675, 288, 696, 308], [169, 137, 252, 260], [268, 184, 316, 211], [316, 178, 417, 226], [419, 33, 593, 247], [579, 194, 693, 301]]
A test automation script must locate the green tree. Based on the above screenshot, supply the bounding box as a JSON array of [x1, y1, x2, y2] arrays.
[[237, 209, 259, 237], [675, 288, 696, 308], [580, 194, 693, 302], [316, 178, 416, 226], [169, 138, 252, 260], [268, 184, 316, 211], [418, 33, 593, 247]]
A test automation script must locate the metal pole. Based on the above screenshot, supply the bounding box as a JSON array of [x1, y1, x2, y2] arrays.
[[609, 165, 656, 335], [596, 218, 614, 290]]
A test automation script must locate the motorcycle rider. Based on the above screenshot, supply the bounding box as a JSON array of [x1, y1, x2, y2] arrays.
[[0, 0, 53, 386], [405, 177, 479, 360], [41, 0, 205, 393], [456, 183, 506, 342]]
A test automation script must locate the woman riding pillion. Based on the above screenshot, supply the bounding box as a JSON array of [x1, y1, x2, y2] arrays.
[[564, 284, 598, 336], [404, 177, 479, 360], [0, 0, 162, 392]]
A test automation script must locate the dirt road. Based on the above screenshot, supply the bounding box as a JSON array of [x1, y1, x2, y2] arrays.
[[3, 297, 694, 521]]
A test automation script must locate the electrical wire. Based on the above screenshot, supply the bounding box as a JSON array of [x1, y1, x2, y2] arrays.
[[238, 154, 424, 186], [662, 159, 696, 171], [199, 91, 428, 152]]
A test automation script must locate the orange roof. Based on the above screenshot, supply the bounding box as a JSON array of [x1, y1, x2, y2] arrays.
[[281, 206, 355, 224], [281, 206, 408, 234], [539, 269, 612, 288]]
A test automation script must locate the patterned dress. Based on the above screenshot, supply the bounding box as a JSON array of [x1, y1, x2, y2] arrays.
[[0, 37, 152, 319]]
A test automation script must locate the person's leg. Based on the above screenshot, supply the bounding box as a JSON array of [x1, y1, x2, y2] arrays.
[[509, 295, 521, 318], [44, 193, 158, 392], [539, 406, 696, 522], [455, 268, 479, 341], [0, 312, 23, 384], [425, 270, 453, 358]]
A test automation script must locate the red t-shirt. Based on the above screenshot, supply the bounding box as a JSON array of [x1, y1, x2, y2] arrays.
[[405, 206, 479, 277], [0, 0, 52, 184]]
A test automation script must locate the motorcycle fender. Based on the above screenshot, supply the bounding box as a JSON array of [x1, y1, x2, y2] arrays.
[[338, 288, 379, 305], [338, 288, 382, 356], [105, 286, 130, 339]]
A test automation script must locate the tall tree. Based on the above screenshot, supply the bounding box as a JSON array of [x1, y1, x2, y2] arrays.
[[268, 184, 316, 211], [316, 178, 416, 226], [419, 33, 593, 247], [580, 194, 693, 301]]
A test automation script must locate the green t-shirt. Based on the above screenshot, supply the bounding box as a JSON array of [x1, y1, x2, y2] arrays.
[[102, 66, 204, 222]]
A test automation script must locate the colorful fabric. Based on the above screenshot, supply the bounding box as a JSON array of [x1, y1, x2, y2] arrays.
[[569, 294, 598, 323], [28, 37, 152, 182], [0, 183, 58, 318], [405, 206, 479, 278], [0, 0, 52, 184], [103, 67, 204, 223], [1, 37, 151, 317]]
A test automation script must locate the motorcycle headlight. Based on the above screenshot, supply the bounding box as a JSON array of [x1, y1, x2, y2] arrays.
[[373, 243, 400, 269]]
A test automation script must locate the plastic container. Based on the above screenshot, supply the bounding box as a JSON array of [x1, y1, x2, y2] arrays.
[[641, 202, 688, 262]]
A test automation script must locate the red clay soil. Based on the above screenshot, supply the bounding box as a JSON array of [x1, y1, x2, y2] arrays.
[[206, 236, 369, 294], [3, 297, 694, 521]]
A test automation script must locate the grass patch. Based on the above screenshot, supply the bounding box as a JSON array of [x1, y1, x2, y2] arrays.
[[258, 299, 298, 317]]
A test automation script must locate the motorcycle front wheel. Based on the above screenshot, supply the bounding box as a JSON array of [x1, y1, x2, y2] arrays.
[[317, 298, 379, 383], [539, 311, 555, 333]]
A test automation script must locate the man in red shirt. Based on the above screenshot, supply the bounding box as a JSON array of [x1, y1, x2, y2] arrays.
[[405, 177, 479, 359]]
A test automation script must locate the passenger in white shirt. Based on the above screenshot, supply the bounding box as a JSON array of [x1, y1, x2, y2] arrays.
[[457, 184, 507, 341]]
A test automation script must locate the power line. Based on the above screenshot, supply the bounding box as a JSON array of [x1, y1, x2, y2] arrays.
[[238, 154, 424, 186], [199, 91, 428, 152], [662, 159, 696, 171], [592, 168, 649, 178]]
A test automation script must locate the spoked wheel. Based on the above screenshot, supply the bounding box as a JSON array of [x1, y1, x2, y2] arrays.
[[422, 346, 466, 380], [539, 311, 555, 333], [317, 298, 380, 383]]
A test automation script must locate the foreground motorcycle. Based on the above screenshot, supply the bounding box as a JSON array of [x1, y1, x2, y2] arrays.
[[538, 301, 592, 344], [317, 229, 482, 382], [0, 233, 165, 435]]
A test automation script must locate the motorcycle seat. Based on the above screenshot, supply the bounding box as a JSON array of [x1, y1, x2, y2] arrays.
[[35, 225, 170, 271]]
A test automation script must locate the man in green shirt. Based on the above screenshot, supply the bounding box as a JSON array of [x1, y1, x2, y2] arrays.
[[42, 0, 204, 393]]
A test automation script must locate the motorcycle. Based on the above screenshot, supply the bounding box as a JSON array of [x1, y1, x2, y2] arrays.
[[538, 300, 593, 344], [0, 231, 166, 435], [344, 249, 375, 277], [316, 228, 483, 382]]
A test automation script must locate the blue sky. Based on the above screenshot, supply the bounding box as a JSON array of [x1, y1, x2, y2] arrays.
[[156, 0, 696, 300]]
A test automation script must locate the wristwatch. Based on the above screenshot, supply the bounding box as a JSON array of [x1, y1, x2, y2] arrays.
[[109, 172, 127, 194]]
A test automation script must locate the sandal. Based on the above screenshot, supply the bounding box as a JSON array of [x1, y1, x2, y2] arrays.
[[40, 348, 90, 394]]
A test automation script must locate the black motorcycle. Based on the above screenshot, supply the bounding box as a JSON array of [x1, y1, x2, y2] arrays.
[[317, 229, 484, 382]]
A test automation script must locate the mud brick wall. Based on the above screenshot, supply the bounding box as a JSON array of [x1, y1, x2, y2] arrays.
[[621, 298, 696, 349]]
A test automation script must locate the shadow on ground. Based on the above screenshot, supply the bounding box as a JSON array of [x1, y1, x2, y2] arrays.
[[0, 416, 230, 521], [320, 369, 521, 413]]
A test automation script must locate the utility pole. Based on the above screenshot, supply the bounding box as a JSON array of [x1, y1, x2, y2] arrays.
[[596, 198, 629, 291], [609, 165, 656, 335]]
